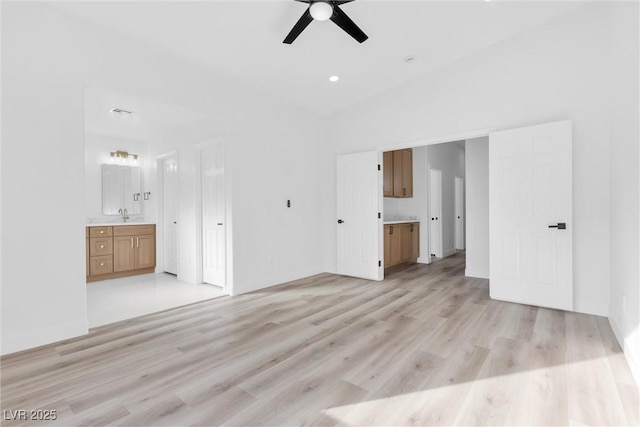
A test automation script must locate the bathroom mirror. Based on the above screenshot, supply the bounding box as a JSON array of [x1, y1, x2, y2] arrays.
[[102, 164, 143, 216]]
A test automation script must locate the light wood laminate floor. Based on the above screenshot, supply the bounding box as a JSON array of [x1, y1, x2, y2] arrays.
[[2, 253, 638, 426]]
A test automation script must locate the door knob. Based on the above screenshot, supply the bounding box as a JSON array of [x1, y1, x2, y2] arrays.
[[337, 219, 344, 224], [548, 223, 567, 230]]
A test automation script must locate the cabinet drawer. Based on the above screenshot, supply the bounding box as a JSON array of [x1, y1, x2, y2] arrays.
[[90, 255, 113, 276], [113, 225, 155, 236], [90, 237, 113, 256], [88, 226, 113, 238]]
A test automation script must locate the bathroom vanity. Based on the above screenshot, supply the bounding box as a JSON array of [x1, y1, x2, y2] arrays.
[[86, 224, 156, 282]]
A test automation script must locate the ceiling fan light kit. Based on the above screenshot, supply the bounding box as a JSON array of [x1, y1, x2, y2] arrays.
[[309, 2, 333, 21], [283, 0, 368, 44]]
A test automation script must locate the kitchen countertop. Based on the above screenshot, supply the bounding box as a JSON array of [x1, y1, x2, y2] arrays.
[[86, 222, 156, 227], [383, 220, 420, 225]]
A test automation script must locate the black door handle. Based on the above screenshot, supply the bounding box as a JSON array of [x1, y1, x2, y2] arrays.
[[548, 223, 566, 230], [337, 219, 344, 224]]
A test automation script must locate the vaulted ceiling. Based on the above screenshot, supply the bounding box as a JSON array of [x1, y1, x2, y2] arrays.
[[56, 1, 585, 115]]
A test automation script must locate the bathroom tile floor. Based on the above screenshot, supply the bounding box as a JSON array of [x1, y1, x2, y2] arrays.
[[87, 273, 225, 328]]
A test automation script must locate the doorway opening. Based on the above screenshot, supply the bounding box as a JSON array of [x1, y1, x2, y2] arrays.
[[84, 85, 227, 328], [381, 138, 472, 275]]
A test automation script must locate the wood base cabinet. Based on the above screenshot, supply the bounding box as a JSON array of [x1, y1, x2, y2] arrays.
[[87, 224, 156, 282], [384, 222, 420, 269]]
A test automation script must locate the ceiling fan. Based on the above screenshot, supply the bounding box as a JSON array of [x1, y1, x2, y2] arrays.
[[283, 0, 368, 44]]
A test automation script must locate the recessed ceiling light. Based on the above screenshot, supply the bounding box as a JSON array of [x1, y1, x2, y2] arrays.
[[329, 75, 340, 82]]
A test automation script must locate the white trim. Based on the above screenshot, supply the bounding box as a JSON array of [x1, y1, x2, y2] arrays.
[[609, 316, 624, 349], [465, 268, 489, 279], [378, 128, 494, 152], [1, 319, 88, 356], [442, 248, 457, 258], [609, 317, 640, 387]]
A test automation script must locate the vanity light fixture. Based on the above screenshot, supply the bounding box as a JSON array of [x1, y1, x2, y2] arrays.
[[110, 150, 138, 165]]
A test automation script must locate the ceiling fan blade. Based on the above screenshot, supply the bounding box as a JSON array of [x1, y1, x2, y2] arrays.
[[330, 4, 368, 43], [283, 8, 314, 44]]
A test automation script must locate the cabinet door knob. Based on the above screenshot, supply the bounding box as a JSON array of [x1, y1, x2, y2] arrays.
[[100, 262, 104, 266], [99, 230, 104, 234], [100, 245, 104, 249]]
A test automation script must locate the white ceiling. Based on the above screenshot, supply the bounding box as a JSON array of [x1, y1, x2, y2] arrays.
[[55, 1, 585, 116], [85, 85, 209, 141]]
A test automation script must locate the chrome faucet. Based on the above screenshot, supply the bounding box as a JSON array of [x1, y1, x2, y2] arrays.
[[118, 208, 130, 223]]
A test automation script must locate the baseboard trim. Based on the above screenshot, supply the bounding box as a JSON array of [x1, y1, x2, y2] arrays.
[[442, 248, 457, 258], [1, 319, 89, 356], [609, 316, 640, 387], [609, 316, 624, 348], [465, 268, 489, 279]]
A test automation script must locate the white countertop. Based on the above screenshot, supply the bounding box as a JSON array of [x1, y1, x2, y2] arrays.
[[86, 222, 156, 227], [383, 220, 420, 225]]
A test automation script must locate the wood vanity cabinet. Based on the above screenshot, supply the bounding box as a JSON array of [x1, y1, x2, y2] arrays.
[[383, 148, 413, 198], [86, 224, 156, 282], [113, 225, 156, 272], [384, 222, 420, 269]]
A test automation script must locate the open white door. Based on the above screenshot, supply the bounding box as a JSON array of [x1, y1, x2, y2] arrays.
[[336, 151, 383, 281], [162, 156, 178, 275], [489, 120, 572, 311], [455, 176, 465, 250], [429, 169, 443, 258], [201, 143, 226, 288]]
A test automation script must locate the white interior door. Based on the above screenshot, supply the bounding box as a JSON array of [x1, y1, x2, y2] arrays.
[[429, 169, 443, 258], [455, 176, 465, 250], [489, 120, 572, 311], [201, 144, 226, 288], [336, 151, 383, 281], [162, 156, 178, 275]]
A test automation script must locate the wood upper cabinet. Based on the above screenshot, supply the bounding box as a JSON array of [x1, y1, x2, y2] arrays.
[[383, 151, 394, 197], [383, 149, 413, 198], [384, 222, 420, 269]]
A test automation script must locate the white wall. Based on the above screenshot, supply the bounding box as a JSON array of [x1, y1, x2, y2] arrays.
[[426, 142, 465, 258], [465, 137, 489, 279], [608, 1, 640, 384], [1, 4, 325, 354], [84, 133, 150, 223], [324, 4, 612, 316]]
